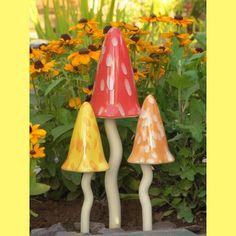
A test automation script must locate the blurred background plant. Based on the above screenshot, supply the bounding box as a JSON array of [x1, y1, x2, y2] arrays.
[[30, 0, 206, 224]]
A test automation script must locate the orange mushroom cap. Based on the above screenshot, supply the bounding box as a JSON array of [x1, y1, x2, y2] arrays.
[[61, 102, 109, 173], [128, 95, 175, 165]]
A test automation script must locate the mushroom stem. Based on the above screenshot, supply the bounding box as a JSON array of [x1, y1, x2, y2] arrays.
[[81, 172, 94, 233], [139, 164, 153, 231], [104, 119, 122, 229]]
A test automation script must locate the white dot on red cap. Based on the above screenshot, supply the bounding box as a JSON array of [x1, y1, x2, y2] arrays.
[[100, 79, 105, 91], [121, 63, 127, 75], [109, 90, 115, 104], [107, 74, 114, 90], [117, 103, 125, 116], [98, 107, 104, 116], [112, 37, 118, 46], [106, 54, 113, 66], [124, 79, 132, 96]]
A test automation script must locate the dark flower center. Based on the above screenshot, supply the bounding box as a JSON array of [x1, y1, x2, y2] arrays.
[[133, 68, 138, 73], [79, 48, 90, 54], [30, 47, 32, 54], [159, 46, 165, 50], [150, 14, 157, 18], [79, 18, 88, 23], [30, 125, 32, 133], [174, 32, 180, 36], [34, 60, 44, 69], [174, 15, 183, 20], [195, 47, 204, 53], [60, 34, 71, 41], [88, 44, 97, 51], [73, 66, 79, 71], [88, 84, 93, 90], [103, 25, 112, 34], [39, 43, 48, 50], [30, 150, 36, 155], [150, 53, 159, 59], [130, 35, 140, 43]]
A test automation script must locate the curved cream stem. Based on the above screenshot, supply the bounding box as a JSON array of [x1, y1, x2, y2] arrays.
[[139, 164, 153, 231], [104, 119, 122, 229], [81, 172, 94, 233]]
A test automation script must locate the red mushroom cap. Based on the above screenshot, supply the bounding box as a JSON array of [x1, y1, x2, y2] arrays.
[[90, 27, 140, 118]]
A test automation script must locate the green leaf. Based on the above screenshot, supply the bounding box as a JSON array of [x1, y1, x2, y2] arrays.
[[125, 176, 140, 191], [44, 77, 65, 96], [151, 198, 166, 207], [178, 179, 193, 191], [51, 123, 74, 141], [30, 114, 54, 125], [30, 182, 50, 196], [120, 193, 139, 199], [195, 32, 206, 49], [62, 170, 82, 185], [57, 108, 74, 125], [177, 207, 194, 223], [66, 191, 80, 201], [180, 168, 195, 181], [149, 187, 161, 196], [61, 175, 78, 192], [167, 72, 195, 90], [162, 209, 174, 217]]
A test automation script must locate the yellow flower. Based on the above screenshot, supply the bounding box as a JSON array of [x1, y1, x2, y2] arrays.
[[69, 18, 98, 33], [68, 46, 100, 66], [171, 15, 193, 27], [30, 59, 59, 76], [138, 55, 160, 64], [82, 87, 93, 96], [126, 35, 151, 52], [147, 45, 171, 55], [30, 47, 45, 60], [191, 47, 204, 54], [69, 97, 81, 109], [133, 68, 146, 81], [59, 34, 82, 45], [30, 143, 46, 158], [30, 123, 47, 144], [139, 14, 159, 23], [64, 63, 80, 73], [93, 25, 112, 39]]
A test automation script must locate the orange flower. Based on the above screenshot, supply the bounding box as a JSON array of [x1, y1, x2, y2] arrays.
[[30, 47, 45, 60], [171, 15, 193, 27], [133, 68, 146, 81], [30, 144, 46, 158], [59, 34, 82, 45], [68, 46, 100, 66], [69, 97, 81, 109], [30, 123, 47, 144], [30, 59, 59, 76], [69, 18, 98, 34]]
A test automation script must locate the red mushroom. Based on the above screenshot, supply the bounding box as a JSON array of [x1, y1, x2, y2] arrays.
[[91, 27, 140, 118], [90, 27, 140, 229]]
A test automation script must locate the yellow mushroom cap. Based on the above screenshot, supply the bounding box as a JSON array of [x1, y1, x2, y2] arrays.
[[61, 102, 109, 172], [128, 95, 175, 165]]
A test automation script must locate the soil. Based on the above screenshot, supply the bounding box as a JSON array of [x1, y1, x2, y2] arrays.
[[30, 197, 206, 234]]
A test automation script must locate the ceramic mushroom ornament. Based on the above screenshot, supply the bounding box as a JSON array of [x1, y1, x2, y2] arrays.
[[61, 102, 109, 234], [91, 27, 140, 229], [128, 95, 175, 231]]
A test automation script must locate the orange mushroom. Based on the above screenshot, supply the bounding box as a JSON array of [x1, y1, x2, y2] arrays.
[[128, 94, 174, 165], [128, 95, 175, 231]]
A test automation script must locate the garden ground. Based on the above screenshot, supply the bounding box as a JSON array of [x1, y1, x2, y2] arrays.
[[30, 197, 206, 234]]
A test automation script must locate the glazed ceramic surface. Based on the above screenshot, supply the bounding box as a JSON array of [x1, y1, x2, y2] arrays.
[[90, 27, 140, 118], [128, 95, 175, 165], [61, 102, 109, 172]]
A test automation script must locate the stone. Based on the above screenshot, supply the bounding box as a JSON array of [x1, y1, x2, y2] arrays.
[[153, 221, 177, 230], [31, 223, 66, 236], [97, 227, 125, 234], [74, 222, 106, 234], [55, 232, 80, 236], [184, 225, 202, 233]]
